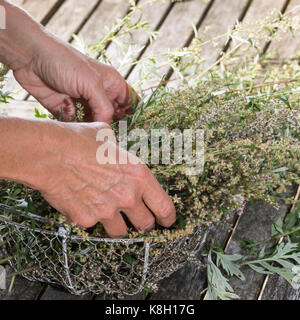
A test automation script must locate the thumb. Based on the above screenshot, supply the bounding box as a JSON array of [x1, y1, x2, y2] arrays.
[[88, 84, 114, 124]]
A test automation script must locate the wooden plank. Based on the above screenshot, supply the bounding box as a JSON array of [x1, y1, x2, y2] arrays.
[[11, 0, 61, 23], [242, 0, 287, 23], [261, 273, 300, 300], [167, 0, 250, 88], [40, 286, 93, 300], [77, 0, 130, 58], [127, 0, 211, 88], [168, 0, 287, 89], [105, 0, 172, 77], [194, 0, 250, 69], [266, 0, 300, 59], [219, 0, 287, 59], [225, 185, 297, 300], [150, 212, 238, 300], [46, 0, 99, 42], [0, 276, 44, 300], [260, 185, 300, 300]]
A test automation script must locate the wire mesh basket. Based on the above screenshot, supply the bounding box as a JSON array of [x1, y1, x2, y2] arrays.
[[0, 203, 205, 297]]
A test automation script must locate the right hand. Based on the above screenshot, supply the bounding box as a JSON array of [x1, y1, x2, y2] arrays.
[[38, 121, 176, 237]]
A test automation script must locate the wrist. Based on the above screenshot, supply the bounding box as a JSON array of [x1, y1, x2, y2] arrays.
[[0, 1, 47, 70], [0, 117, 62, 191]]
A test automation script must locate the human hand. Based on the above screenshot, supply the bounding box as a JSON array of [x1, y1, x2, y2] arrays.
[[37, 121, 176, 237]]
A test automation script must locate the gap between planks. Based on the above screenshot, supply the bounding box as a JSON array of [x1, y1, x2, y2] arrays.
[[257, 185, 300, 300]]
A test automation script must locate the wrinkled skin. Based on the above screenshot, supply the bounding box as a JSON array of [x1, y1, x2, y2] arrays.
[[39, 122, 176, 237], [13, 40, 135, 123]]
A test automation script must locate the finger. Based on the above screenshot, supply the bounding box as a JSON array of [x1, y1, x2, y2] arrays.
[[123, 201, 155, 232], [42, 195, 97, 228], [100, 212, 128, 238], [115, 84, 140, 120], [142, 170, 176, 228], [88, 84, 114, 124], [35, 91, 77, 122], [48, 96, 77, 122], [127, 84, 141, 110]]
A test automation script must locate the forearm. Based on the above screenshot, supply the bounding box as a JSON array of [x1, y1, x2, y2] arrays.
[[0, 117, 59, 190], [0, 0, 46, 70]]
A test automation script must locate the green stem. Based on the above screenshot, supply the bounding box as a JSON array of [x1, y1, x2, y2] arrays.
[[0, 255, 16, 264], [239, 255, 275, 267], [8, 276, 15, 293], [245, 225, 300, 249], [6, 265, 40, 279]]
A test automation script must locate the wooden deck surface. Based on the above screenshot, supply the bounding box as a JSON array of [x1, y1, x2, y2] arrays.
[[0, 0, 300, 300]]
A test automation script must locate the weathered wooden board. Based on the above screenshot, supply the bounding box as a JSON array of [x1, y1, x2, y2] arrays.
[[105, 0, 172, 77], [127, 0, 211, 88], [194, 0, 250, 69], [226, 186, 297, 300], [242, 0, 287, 23], [11, 0, 63, 23], [46, 0, 99, 42], [221, 0, 288, 59], [267, 0, 300, 59], [167, 0, 250, 88], [261, 273, 300, 300], [77, 0, 130, 58], [0, 275, 44, 300]]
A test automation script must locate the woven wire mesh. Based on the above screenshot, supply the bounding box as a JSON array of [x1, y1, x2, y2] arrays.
[[0, 203, 205, 296]]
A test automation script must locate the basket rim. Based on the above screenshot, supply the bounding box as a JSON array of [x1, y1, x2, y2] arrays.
[[0, 203, 156, 243]]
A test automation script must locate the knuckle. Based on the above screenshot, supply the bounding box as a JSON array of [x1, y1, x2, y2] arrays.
[[99, 210, 115, 222], [160, 200, 176, 220], [135, 164, 147, 179], [122, 193, 137, 209]]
